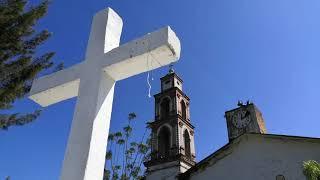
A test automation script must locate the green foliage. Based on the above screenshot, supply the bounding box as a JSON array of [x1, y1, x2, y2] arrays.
[[124, 125, 132, 137], [117, 139, 125, 145], [0, 0, 60, 130], [104, 113, 151, 180], [104, 169, 111, 180], [106, 150, 112, 160], [128, 113, 136, 120], [303, 160, 320, 180]]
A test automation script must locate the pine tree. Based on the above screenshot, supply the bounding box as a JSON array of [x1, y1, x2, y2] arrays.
[[0, 0, 60, 130]]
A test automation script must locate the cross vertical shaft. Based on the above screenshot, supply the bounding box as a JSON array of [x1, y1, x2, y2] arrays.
[[60, 66, 115, 180], [60, 8, 122, 180]]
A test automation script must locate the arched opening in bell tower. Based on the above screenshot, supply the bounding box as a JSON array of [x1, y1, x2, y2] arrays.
[[181, 100, 187, 120], [160, 97, 170, 119], [184, 129, 191, 158], [158, 126, 171, 158]]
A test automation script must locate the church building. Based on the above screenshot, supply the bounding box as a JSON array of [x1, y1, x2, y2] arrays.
[[144, 69, 320, 180]]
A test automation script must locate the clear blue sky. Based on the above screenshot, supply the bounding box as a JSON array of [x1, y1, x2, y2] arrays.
[[1, 0, 320, 179]]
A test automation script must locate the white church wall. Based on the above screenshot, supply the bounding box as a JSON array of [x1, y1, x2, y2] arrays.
[[187, 134, 320, 180], [146, 161, 192, 180], [146, 161, 180, 180]]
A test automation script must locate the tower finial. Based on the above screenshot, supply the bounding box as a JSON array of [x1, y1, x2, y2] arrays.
[[237, 100, 244, 107], [169, 63, 174, 74]]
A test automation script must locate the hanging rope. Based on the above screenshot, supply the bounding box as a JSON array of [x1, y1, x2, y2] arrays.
[[146, 58, 152, 97], [147, 71, 152, 98], [146, 39, 154, 98]]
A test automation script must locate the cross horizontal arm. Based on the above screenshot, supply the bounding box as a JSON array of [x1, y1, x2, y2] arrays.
[[101, 26, 181, 81], [29, 63, 83, 107]]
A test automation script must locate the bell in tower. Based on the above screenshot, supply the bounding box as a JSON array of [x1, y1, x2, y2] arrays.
[[144, 67, 196, 180]]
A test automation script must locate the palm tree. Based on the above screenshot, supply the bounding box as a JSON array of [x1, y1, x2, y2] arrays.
[[104, 113, 151, 180]]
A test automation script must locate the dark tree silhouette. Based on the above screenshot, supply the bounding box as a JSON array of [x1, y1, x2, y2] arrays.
[[0, 0, 62, 130]]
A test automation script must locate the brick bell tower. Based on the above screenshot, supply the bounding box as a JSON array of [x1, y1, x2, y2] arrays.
[[144, 67, 196, 180]]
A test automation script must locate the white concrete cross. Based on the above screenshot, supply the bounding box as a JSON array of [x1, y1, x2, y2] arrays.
[[28, 8, 180, 180]]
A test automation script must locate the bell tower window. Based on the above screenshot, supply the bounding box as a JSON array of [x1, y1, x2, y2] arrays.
[[184, 129, 191, 158], [160, 97, 170, 119], [158, 126, 171, 158], [181, 100, 187, 120]]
